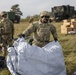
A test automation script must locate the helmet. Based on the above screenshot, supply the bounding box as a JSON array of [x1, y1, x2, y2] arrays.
[[1, 11, 7, 17], [40, 11, 50, 17]]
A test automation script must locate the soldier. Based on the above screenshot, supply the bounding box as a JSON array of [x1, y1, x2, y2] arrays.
[[29, 16, 34, 23], [0, 11, 14, 56], [20, 11, 58, 47]]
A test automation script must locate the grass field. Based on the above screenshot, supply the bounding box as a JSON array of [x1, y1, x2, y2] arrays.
[[0, 21, 76, 75]]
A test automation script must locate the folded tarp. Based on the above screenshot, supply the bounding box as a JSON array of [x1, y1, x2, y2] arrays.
[[7, 37, 66, 75]]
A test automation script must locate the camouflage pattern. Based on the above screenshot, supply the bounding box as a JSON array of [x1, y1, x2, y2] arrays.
[[0, 11, 7, 17], [0, 18, 14, 56], [40, 11, 50, 17], [23, 21, 57, 47]]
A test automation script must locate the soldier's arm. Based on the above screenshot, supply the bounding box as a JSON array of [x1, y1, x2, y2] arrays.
[[0, 27, 1, 34], [10, 21, 14, 39], [23, 23, 36, 37], [0, 22, 3, 28], [11, 22, 14, 35], [0, 22, 3, 34], [50, 24, 58, 41]]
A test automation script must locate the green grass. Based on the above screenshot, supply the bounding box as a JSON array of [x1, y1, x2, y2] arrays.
[[0, 21, 76, 75]]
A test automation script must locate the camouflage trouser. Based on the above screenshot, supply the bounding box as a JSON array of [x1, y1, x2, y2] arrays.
[[2, 34, 13, 56]]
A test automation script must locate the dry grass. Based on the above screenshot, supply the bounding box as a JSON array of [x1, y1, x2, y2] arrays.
[[52, 22, 76, 75], [0, 21, 76, 75]]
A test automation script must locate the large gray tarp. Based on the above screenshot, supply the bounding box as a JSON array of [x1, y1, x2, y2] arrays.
[[7, 38, 66, 75]]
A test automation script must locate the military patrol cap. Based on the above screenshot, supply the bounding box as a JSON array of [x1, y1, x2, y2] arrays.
[[1, 11, 7, 17], [40, 11, 50, 17]]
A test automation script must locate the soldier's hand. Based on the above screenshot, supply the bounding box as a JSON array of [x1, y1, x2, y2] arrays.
[[54, 38, 58, 42], [18, 34, 25, 38]]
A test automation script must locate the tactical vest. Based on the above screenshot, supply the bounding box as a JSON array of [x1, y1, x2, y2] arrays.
[[35, 23, 51, 42]]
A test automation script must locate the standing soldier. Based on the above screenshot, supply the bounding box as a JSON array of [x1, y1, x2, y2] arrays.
[[20, 11, 58, 47], [29, 16, 34, 23], [0, 11, 14, 56]]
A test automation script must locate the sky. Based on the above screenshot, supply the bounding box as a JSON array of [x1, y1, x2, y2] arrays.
[[0, 0, 76, 18]]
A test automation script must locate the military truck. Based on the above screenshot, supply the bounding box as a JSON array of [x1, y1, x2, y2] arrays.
[[7, 4, 22, 23], [51, 5, 76, 21], [7, 11, 21, 23]]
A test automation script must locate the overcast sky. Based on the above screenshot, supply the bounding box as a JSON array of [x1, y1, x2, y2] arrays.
[[0, 0, 76, 18]]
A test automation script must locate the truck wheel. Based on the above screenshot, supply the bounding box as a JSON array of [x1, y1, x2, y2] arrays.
[[17, 19, 20, 23], [15, 15, 20, 23]]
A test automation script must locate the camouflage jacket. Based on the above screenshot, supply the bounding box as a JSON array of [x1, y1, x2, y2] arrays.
[[23, 21, 58, 43], [0, 18, 14, 35]]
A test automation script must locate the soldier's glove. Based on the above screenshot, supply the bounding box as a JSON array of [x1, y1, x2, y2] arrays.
[[18, 34, 25, 38], [28, 38, 34, 45], [54, 38, 58, 42]]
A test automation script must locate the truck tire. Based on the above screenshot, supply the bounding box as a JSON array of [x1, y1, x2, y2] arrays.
[[15, 15, 20, 23]]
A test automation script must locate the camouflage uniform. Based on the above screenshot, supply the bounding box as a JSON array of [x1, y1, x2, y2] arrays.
[[0, 11, 14, 56], [23, 11, 58, 47]]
